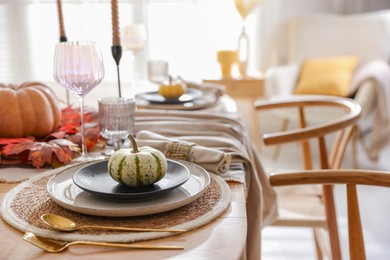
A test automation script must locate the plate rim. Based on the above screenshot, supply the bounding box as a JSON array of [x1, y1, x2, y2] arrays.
[[72, 159, 190, 200], [46, 160, 211, 217]]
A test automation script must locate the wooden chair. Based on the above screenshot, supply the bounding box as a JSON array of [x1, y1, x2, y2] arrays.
[[263, 11, 390, 164], [255, 96, 362, 260], [269, 169, 390, 260]]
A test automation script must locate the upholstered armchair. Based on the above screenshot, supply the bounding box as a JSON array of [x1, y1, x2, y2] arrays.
[[264, 10, 390, 162]]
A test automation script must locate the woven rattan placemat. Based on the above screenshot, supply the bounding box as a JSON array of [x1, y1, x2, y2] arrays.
[[1, 162, 231, 242]]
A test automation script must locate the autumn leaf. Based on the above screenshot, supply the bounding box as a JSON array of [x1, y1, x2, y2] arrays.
[[61, 105, 97, 126], [2, 139, 80, 168], [0, 105, 99, 168], [66, 126, 100, 152], [49, 139, 80, 162], [0, 137, 34, 146], [59, 122, 79, 134], [1, 140, 34, 155]]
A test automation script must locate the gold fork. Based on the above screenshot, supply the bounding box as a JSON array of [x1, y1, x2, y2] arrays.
[[23, 232, 184, 253]]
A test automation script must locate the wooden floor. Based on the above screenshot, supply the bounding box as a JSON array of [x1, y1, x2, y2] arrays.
[[235, 99, 390, 260]]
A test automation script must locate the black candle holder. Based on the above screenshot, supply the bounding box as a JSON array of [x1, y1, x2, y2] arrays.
[[111, 45, 123, 97]]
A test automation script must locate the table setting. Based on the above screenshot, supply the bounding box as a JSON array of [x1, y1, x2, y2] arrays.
[[0, 65, 279, 257], [135, 78, 226, 111], [0, 1, 277, 259], [0, 91, 277, 259], [1, 157, 231, 243]]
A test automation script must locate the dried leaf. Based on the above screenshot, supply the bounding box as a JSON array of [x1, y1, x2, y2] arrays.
[[2, 141, 34, 155], [61, 106, 97, 126], [0, 105, 98, 168], [0, 137, 34, 146], [2, 139, 80, 169], [66, 126, 100, 152], [28, 143, 53, 168]]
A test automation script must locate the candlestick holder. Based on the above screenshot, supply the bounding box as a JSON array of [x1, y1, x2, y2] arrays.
[[111, 45, 123, 97]]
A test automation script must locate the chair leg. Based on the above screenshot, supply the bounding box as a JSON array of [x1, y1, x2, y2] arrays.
[[272, 118, 289, 161], [351, 126, 359, 169], [323, 185, 342, 260], [347, 184, 366, 260], [313, 229, 324, 260], [313, 228, 328, 260]]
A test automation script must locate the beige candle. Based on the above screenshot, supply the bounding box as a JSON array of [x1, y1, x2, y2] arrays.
[[111, 0, 120, 46], [56, 0, 66, 40]]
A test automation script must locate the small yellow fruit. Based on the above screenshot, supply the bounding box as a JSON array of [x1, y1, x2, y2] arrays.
[[158, 76, 187, 99]]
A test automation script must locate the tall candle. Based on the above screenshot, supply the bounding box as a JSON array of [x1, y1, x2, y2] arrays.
[[111, 0, 120, 46], [56, 0, 67, 41]]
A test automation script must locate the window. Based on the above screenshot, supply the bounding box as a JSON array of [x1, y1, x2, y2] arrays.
[[0, 0, 256, 90]]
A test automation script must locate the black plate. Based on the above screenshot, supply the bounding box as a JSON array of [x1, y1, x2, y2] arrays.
[[136, 88, 203, 104], [73, 160, 190, 201]]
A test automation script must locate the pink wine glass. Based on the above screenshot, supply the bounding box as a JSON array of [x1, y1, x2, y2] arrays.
[[54, 41, 105, 161]]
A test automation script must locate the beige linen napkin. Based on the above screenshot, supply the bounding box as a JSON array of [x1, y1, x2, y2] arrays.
[[135, 130, 231, 175], [186, 81, 225, 99]]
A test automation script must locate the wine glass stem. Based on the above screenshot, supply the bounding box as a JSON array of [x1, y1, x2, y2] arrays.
[[114, 139, 121, 151], [78, 96, 87, 159]]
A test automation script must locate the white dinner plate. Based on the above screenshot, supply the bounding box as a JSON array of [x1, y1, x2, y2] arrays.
[[47, 160, 211, 217]]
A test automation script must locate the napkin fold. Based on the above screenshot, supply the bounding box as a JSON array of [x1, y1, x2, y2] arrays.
[[135, 130, 231, 175], [186, 81, 225, 99]]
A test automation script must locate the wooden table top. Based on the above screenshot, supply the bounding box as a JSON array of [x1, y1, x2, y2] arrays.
[[0, 82, 252, 259], [0, 181, 247, 259]]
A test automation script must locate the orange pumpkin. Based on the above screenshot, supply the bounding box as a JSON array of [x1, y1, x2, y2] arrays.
[[158, 76, 187, 99], [0, 82, 62, 138]]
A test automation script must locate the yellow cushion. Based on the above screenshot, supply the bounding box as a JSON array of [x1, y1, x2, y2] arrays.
[[295, 56, 359, 96]]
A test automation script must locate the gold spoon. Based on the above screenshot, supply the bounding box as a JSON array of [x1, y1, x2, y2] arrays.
[[41, 214, 186, 233], [23, 232, 183, 253]]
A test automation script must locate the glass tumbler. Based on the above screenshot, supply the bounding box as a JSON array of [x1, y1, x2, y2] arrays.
[[147, 60, 169, 84], [98, 97, 135, 152]]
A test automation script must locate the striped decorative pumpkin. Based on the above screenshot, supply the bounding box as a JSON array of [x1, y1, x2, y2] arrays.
[[108, 134, 168, 187]]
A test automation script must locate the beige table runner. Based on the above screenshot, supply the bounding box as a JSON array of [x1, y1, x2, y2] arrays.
[[133, 109, 278, 260]]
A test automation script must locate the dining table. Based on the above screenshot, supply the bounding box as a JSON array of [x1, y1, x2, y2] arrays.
[[0, 81, 277, 260]]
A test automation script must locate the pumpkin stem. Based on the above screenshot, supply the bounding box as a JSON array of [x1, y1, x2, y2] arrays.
[[128, 134, 139, 153]]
